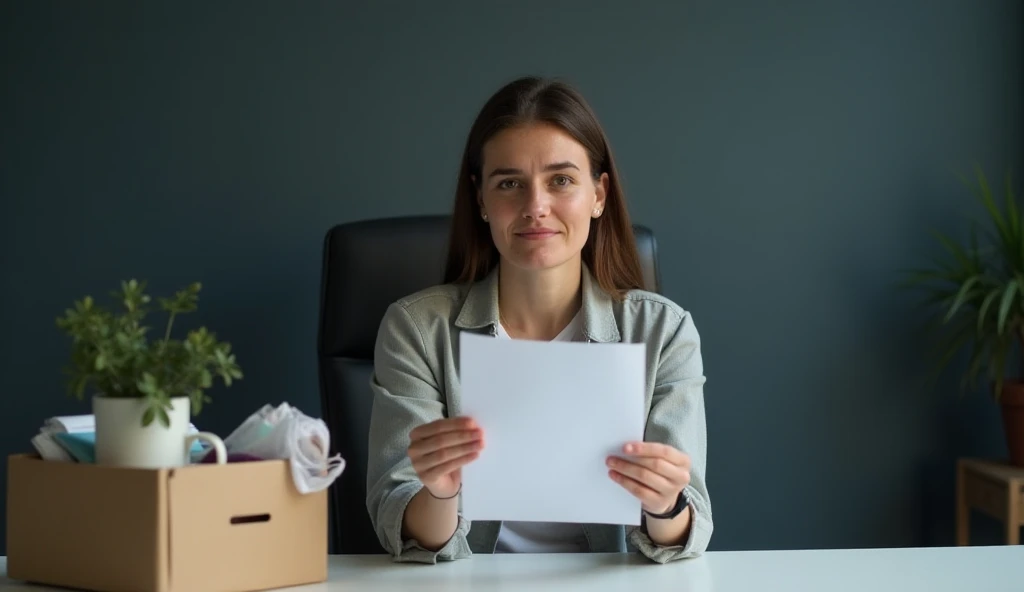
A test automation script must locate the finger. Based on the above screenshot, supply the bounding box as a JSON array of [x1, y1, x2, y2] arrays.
[[414, 440, 484, 473], [612, 455, 689, 489], [419, 450, 480, 484], [624, 441, 688, 466], [408, 429, 482, 460], [607, 458, 677, 496], [409, 417, 477, 441], [608, 470, 664, 510]]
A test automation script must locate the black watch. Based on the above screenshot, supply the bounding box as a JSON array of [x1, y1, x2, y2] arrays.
[[643, 489, 690, 520]]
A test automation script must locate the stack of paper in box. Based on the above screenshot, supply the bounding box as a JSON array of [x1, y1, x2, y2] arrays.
[[31, 414, 201, 463]]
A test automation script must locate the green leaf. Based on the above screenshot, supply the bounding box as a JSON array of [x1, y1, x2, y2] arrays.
[[142, 406, 156, 427], [977, 287, 1001, 333], [931, 230, 976, 273], [996, 280, 1020, 335], [71, 374, 88, 399], [944, 274, 983, 322], [199, 369, 212, 388], [971, 167, 1010, 242], [1010, 172, 1024, 271], [897, 269, 953, 289], [137, 372, 158, 395], [157, 406, 170, 428]]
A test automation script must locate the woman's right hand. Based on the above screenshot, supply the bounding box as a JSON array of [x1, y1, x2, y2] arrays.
[[407, 417, 484, 499]]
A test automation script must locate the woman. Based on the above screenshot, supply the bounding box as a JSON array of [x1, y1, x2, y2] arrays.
[[365, 76, 712, 564]]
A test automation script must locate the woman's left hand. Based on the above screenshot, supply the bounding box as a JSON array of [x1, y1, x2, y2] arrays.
[[606, 442, 691, 515]]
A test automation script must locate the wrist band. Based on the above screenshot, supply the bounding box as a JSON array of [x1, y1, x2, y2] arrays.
[[643, 489, 689, 520], [427, 484, 462, 500]]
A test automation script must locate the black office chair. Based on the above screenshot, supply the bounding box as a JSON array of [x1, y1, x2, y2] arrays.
[[316, 214, 662, 554]]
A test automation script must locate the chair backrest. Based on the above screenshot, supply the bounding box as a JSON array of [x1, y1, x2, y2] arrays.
[[316, 214, 661, 554]]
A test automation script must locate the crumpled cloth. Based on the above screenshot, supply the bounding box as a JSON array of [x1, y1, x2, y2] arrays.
[[221, 403, 345, 494]]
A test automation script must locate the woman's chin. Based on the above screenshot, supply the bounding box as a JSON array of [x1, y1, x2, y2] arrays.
[[500, 250, 581, 274]]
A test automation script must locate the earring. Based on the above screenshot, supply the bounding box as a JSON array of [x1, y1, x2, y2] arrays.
[[593, 208, 601, 216], [482, 213, 489, 221]]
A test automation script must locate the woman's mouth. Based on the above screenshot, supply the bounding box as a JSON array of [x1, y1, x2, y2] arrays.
[[515, 229, 559, 240]]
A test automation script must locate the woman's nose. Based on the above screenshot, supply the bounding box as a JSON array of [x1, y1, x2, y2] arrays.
[[522, 183, 551, 218]]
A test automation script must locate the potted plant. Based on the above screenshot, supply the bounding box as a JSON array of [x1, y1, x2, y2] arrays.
[[904, 167, 1024, 467], [55, 279, 242, 468]]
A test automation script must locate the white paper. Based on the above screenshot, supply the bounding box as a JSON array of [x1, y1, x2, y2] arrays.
[[41, 414, 199, 434], [458, 331, 646, 526]]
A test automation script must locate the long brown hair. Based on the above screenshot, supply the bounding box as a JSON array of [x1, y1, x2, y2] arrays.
[[442, 76, 645, 299]]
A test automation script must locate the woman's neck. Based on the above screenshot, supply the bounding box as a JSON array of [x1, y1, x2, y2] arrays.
[[498, 260, 583, 341]]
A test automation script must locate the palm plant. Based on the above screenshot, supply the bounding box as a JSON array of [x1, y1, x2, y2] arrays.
[[904, 167, 1024, 401]]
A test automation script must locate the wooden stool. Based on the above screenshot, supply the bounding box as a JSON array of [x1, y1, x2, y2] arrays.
[[956, 458, 1024, 545]]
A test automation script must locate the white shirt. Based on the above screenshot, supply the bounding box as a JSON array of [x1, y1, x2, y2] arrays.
[[493, 311, 589, 554]]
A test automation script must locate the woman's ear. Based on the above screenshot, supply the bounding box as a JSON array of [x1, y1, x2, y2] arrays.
[[594, 172, 609, 216]]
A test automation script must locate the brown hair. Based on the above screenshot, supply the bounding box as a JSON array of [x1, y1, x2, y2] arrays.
[[442, 76, 645, 299]]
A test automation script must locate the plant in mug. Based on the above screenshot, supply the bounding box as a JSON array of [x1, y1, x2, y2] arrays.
[[55, 280, 243, 428]]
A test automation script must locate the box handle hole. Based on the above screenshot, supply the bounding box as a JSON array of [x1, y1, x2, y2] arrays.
[[230, 513, 271, 525]]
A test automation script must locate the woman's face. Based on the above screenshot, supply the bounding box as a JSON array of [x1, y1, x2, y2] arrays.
[[476, 123, 608, 275]]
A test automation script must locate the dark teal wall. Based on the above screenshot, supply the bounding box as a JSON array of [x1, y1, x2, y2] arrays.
[[2, 0, 1020, 553]]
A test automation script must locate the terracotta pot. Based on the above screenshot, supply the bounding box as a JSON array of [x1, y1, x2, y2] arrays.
[[1000, 382, 1024, 467]]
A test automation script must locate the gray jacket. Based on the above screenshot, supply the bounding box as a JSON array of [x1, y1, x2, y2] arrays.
[[365, 264, 713, 564]]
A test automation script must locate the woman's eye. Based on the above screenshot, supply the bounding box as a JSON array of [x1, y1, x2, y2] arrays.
[[498, 179, 519, 190], [552, 175, 572, 186]]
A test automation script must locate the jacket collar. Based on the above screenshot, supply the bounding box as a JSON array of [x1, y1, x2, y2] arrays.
[[453, 263, 621, 343]]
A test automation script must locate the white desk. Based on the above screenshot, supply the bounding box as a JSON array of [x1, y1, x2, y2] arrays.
[[1, 546, 1021, 591]]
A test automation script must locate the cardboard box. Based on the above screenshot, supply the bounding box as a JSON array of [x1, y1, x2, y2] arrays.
[[6, 453, 328, 592]]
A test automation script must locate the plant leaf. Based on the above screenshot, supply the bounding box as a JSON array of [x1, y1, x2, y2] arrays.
[[972, 167, 1010, 244], [157, 406, 170, 428], [931, 230, 975, 272], [996, 280, 1020, 335], [944, 274, 983, 322], [977, 286, 1001, 333]]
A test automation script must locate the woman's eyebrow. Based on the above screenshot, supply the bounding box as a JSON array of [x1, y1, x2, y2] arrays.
[[486, 161, 580, 178]]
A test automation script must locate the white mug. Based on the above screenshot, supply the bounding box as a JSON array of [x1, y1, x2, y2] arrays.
[[94, 395, 227, 468]]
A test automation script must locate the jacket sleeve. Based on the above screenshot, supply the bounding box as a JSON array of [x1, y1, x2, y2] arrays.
[[365, 302, 473, 563], [627, 308, 714, 563]]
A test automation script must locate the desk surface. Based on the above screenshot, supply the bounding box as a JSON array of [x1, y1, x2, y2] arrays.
[[2, 546, 1022, 591]]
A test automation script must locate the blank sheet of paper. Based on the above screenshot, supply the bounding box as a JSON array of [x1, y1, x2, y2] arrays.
[[458, 331, 646, 526]]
